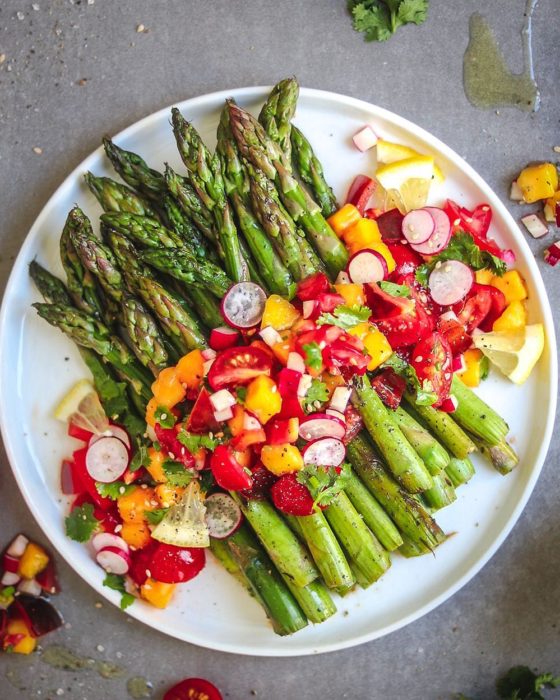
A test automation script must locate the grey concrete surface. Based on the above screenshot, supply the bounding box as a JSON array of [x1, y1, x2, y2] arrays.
[[1, 1, 559, 698]]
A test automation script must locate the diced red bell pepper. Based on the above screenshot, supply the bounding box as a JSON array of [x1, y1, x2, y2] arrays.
[[67, 422, 93, 443], [370, 368, 407, 409], [275, 395, 305, 421], [210, 445, 253, 491], [386, 243, 423, 277], [148, 543, 205, 584], [129, 540, 158, 586], [296, 272, 331, 301], [277, 367, 303, 398], [270, 473, 315, 516], [72, 448, 113, 511], [376, 208, 404, 241], [265, 418, 299, 445], [186, 387, 220, 434], [346, 175, 376, 215]]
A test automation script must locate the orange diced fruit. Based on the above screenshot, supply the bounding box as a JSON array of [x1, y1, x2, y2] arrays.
[[150, 367, 186, 410], [490, 270, 528, 304], [328, 204, 361, 237], [261, 444, 304, 475], [146, 448, 167, 483], [120, 521, 152, 550], [244, 375, 282, 424], [492, 301, 527, 333], [175, 350, 204, 390], [4, 619, 36, 654], [155, 484, 186, 508], [334, 283, 365, 307], [117, 486, 157, 523], [459, 349, 483, 387], [140, 578, 176, 608], [261, 295, 300, 331], [18, 542, 49, 579]]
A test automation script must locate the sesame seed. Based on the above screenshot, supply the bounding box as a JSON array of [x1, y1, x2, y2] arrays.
[[96, 645, 104, 653], [114, 524, 122, 533], [136, 23, 145, 32], [33, 146, 43, 155]]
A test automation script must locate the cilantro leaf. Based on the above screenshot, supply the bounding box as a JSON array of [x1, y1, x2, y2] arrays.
[[95, 481, 136, 500], [162, 460, 194, 486], [381, 354, 437, 406], [0, 586, 15, 606], [103, 573, 135, 611], [496, 665, 560, 699], [317, 304, 371, 330], [236, 386, 247, 403], [129, 441, 150, 473], [302, 379, 330, 412], [145, 508, 169, 525], [397, 0, 428, 25], [302, 342, 323, 372], [379, 281, 411, 298], [415, 231, 507, 287], [198, 470, 216, 493], [65, 503, 100, 542], [349, 0, 428, 43], [479, 355, 490, 381], [177, 430, 219, 455], [154, 406, 177, 429], [297, 462, 352, 508]]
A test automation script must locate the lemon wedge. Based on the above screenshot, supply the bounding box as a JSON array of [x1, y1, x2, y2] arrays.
[[375, 155, 435, 213], [151, 481, 209, 548], [472, 324, 545, 384], [54, 378, 109, 433], [376, 139, 445, 183]]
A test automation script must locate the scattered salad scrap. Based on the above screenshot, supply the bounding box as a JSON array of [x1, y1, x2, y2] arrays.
[[164, 677, 223, 700], [30, 77, 544, 635], [0, 534, 62, 654], [348, 0, 429, 43]]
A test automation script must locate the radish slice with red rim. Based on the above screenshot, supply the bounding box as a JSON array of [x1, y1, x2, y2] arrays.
[[96, 546, 131, 575], [17, 578, 42, 597], [209, 326, 239, 351], [401, 209, 435, 245], [299, 413, 346, 441], [92, 532, 129, 554], [302, 437, 346, 467], [326, 408, 346, 422], [347, 249, 388, 284], [2, 554, 19, 574], [410, 207, 451, 255], [205, 493, 242, 539], [7, 534, 29, 558], [221, 282, 267, 329], [85, 436, 129, 483], [1, 571, 20, 586], [428, 260, 474, 305], [89, 425, 131, 451], [439, 395, 458, 413]]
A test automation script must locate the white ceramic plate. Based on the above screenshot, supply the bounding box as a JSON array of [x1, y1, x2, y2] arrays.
[[0, 87, 556, 656]]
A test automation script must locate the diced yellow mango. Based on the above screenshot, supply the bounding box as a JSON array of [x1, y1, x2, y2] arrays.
[[175, 350, 204, 391], [261, 295, 300, 331], [459, 349, 484, 387], [475, 269, 494, 285], [150, 367, 186, 410], [261, 444, 304, 475], [121, 521, 152, 550], [492, 300, 527, 333], [334, 283, 365, 307], [141, 578, 175, 608], [347, 321, 371, 340], [155, 484, 186, 509], [363, 329, 393, 371], [244, 375, 282, 424], [327, 204, 361, 237], [18, 542, 49, 580], [343, 218, 382, 254], [117, 486, 157, 524], [491, 270, 528, 304], [517, 163, 558, 203], [322, 372, 346, 397], [4, 619, 36, 654], [146, 448, 167, 483]]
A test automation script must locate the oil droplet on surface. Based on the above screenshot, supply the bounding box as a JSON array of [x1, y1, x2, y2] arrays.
[[127, 676, 154, 698], [40, 645, 95, 671], [463, 0, 540, 111]]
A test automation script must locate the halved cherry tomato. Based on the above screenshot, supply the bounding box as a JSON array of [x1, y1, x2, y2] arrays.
[[240, 464, 278, 500], [324, 333, 369, 378], [316, 292, 346, 314], [366, 284, 432, 349], [370, 368, 406, 409], [456, 288, 492, 333], [386, 243, 423, 277], [410, 332, 453, 407], [149, 544, 205, 585], [186, 388, 220, 434], [437, 317, 472, 355], [207, 347, 273, 391], [474, 283, 507, 331], [346, 175, 376, 215], [444, 199, 514, 263], [296, 272, 330, 301], [376, 208, 404, 241], [210, 445, 253, 490], [154, 424, 195, 469], [342, 405, 363, 445], [164, 677, 222, 700]]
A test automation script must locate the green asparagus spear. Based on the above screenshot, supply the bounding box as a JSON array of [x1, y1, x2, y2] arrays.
[[208, 537, 252, 593], [281, 575, 336, 624], [469, 435, 518, 475], [392, 406, 451, 475], [258, 77, 299, 160], [399, 535, 431, 558], [102, 137, 166, 202], [100, 212, 184, 249], [353, 375, 433, 493], [162, 194, 218, 263], [450, 375, 510, 446], [29, 261, 73, 306], [445, 456, 476, 487], [84, 172, 157, 217], [164, 165, 218, 245], [290, 125, 338, 218], [422, 471, 457, 511], [121, 294, 168, 374]]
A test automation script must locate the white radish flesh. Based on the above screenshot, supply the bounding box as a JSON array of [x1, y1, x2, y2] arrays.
[[210, 389, 236, 412], [297, 374, 313, 398], [287, 352, 306, 374], [347, 249, 388, 284], [439, 310, 459, 323], [521, 214, 548, 239], [299, 413, 346, 441], [1, 571, 20, 586], [7, 534, 29, 558], [85, 436, 129, 483], [335, 271, 351, 285], [17, 578, 42, 597], [205, 493, 242, 539], [89, 425, 131, 451], [352, 125, 378, 152], [410, 207, 451, 254], [326, 408, 346, 422], [202, 348, 217, 361], [243, 412, 262, 431], [329, 387, 352, 413], [92, 532, 129, 554], [259, 326, 282, 347], [302, 437, 346, 467], [510, 181, 523, 201], [203, 359, 215, 376], [213, 406, 234, 422], [401, 209, 435, 245], [221, 282, 267, 329], [428, 260, 474, 305], [96, 546, 131, 575]]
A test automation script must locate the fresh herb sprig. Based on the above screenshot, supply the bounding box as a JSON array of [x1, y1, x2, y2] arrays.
[[349, 0, 429, 43]]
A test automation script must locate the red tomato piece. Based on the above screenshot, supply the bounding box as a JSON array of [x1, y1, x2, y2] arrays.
[[270, 473, 315, 516], [149, 544, 206, 585], [370, 368, 407, 409], [346, 175, 376, 215], [129, 540, 159, 586], [376, 208, 404, 241], [186, 387, 220, 435], [207, 346, 273, 391], [68, 422, 93, 442], [473, 283, 506, 332], [456, 288, 492, 333], [210, 445, 253, 491], [437, 317, 472, 356], [154, 424, 195, 469], [164, 678, 222, 700], [277, 367, 302, 398], [324, 333, 369, 379], [72, 448, 113, 511], [444, 199, 514, 263], [316, 292, 346, 314], [367, 283, 432, 349], [70, 493, 119, 532], [296, 272, 330, 301], [265, 418, 298, 445], [240, 464, 278, 500], [386, 243, 423, 277], [342, 405, 363, 445], [410, 332, 453, 407]]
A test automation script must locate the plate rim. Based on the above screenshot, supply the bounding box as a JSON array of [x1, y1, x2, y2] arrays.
[[0, 85, 557, 657]]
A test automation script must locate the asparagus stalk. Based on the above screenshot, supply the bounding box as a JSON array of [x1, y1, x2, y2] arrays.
[[399, 535, 431, 558], [258, 77, 299, 160], [208, 537, 252, 592], [450, 376, 510, 446], [346, 434, 446, 550], [422, 472, 457, 511], [29, 261, 73, 306], [446, 456, 476, 487], [84, 172, 157, 217], [281, 576, 336, 624], [392, 406, 451, 475], [164, 165, 218, 245], [162, 194, 219, 264], [470, 435, 518, 475], [296, 511, 355, 589], [102, 137, 166, 202], [290, 125, 338, 218], [121, 294, 169, 375], [343, 471, 403, 551], [353, 375, 433, 493], [100, 212, 184, 249]]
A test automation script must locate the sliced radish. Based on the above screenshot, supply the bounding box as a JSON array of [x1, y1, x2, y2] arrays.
[[1, 571, 20, 586], [243, 412, 262, 431], [202, 348, 217, 361], [297, 374, 313, 398], [347, 249, 388, 284], [335, 271, 351, 285], [329, 387, 352, 413], [96, 546, 131, 575], [521, 214, 548, 239], [510, 181, 523, 201], [7, 534, 29, 558], [259, 325, 282, 347], [17, 578, 42, 597], [428, 260, 474, 305], [439, 310, 459, 323], [439, 395, 458, 413], [85, 436, 129, 483], [221, 282, 267, 329], [545, 241, 560, 266], [60, 458, 80, 495], [401, 209, 435, 245], [209, 389, 236, 413], [213, 406, 234, 422], [299, 413, 346, 441], [302, 437, 346, 467], [410, 207, 451, 255], [89, 425, 131, 451], [452, 354, 467, 373], [205, 493, 242, 539], [352, 125, 378, 152], [303, 299, 319, 320], [203, 359, 215, 376], [2, 554, 19, 574], [209, 326, 239, 351], [92, 532, 129, 554], [287, 352, 306, 374], [326, 408, 346, 422]]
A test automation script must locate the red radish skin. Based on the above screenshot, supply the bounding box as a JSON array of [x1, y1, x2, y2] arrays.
[[347, 249, 388, 284], [96, 546, 131, 575], [410, 207, 451, 255], [85, 436, 129, 483], [221, 282, 267, 329], [299, 413, 346, 441], [2, 554, 20, 574], [204, 493, 242, 539], [452, 354, 467, 373], [401, 209, 435, 245], [544, 241, 560, 266], [7, 534, 29, 558], [428, 260, 474, 305], [352, 126, 377, 152], [302, 437, 346, 467], [210, 326, 239, 351], [302, 299, 319, 320], [92, 532, 129, 554], [439, 396, 458, 413], [326, 408, 346, 423], [346, 175, 376, 215], [89, 425, 131, 451]]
